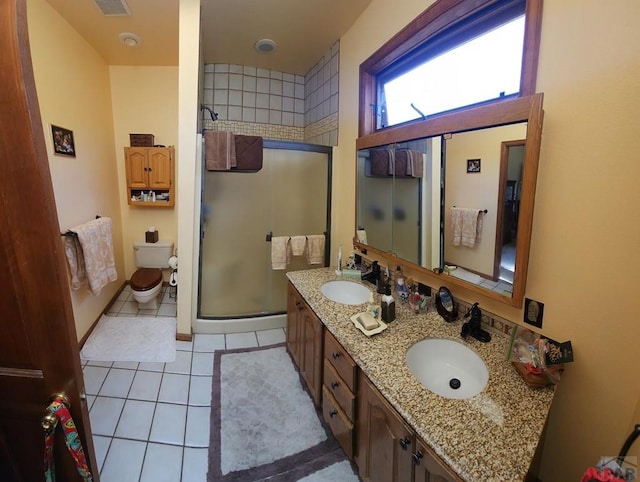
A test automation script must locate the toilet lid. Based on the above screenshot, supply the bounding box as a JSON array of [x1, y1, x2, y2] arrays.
[[131, 268, 162, 291]]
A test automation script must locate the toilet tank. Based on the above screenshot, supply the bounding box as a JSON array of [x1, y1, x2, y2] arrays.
[[133, 241, 174, 268]]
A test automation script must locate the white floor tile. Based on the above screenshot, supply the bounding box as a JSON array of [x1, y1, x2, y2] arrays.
[[83, 366, 109, 395], [149, 403, 186, 445], [86, 395, 96, 410], [256, 328, 286, 346], [112, 360, 139, 370], [114, 400, 155, 440], [162, 291, 177, 304], [120, 300, 139, 314], [139, 443, 183, 482], [188, 376, 213, 406], [107, 300, 124, 314], [86, 360, 113, 367], [177, 339, 193, 351], [191, 352, 214, 376], [182, 447, 209, 482], [158, 373, 190, 404], [158, 303, 177, 317], [185, 406, 211, 447], [128, 370, 162, 401], [99, 369, 136, 398], [138, 308, 158, 316], [138, 361, 165, 372], [193, 334, 225, 352], [100, 438, 146, 482], [89, 397, 125, 436], [226, 332, 258, 349], [92, 435, 111, 472], [164, 350, 192, 375]]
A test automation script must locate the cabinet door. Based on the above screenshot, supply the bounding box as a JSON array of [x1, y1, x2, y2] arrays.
[[147, 147, 173, 189], [300, 307, 323, 407], [126, 147, 149, 188], [414, 438, 462, 482], [286, 283, 302, 368], [356, 372, 414, 482]]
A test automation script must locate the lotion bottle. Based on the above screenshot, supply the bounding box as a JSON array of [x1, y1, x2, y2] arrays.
[[381, 285, 396, 323]]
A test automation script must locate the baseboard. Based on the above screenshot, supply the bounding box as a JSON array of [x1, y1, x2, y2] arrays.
[[176, 332, 193, 342], [78, 282, 128, 348], [193, 314, 286, 334]]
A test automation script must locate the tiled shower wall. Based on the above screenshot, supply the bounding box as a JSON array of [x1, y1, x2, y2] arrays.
[[202, 41, 339, 146]]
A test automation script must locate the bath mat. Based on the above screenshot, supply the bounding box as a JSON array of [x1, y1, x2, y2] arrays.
[[208, 344, 358, 481], [80, 315, 176, 362]]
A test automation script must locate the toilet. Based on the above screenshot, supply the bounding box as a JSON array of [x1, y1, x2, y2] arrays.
[[131, 241, 174, 309]]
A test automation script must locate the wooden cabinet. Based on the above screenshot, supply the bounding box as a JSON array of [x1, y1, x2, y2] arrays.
[[125, 147, 174, 207], [286, 282, 323, 407], [322, 331, 357, 459], [356, 371, 462, 482]]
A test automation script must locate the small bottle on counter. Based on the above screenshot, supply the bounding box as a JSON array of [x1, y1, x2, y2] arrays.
[[381, 285, 395, 323]]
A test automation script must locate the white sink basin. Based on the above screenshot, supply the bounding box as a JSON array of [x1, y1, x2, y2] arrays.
[[320, 280, 371, 305], [406, 338, 488, 399]]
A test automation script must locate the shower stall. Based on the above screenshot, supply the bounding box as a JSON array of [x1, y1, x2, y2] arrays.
[[195, 140, 331, 332]]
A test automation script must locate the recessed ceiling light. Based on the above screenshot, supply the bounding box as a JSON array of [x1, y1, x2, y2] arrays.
[[254, 38, 277, 53], [119, 32, 141, 47]]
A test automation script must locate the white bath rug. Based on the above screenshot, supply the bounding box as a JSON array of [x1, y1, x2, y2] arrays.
[[80, 315, 176, 362]]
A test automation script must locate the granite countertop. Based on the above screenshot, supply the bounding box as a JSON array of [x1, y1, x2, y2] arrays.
[[287, 268, 556, 482]]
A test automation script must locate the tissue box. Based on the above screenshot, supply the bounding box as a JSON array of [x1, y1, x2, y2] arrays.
[[145, 230, 158, 243]]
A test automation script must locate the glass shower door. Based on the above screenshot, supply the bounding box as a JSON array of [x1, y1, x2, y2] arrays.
[[198, 143, 330, 318]]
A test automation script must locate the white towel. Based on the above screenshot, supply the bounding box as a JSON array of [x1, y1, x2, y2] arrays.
[[68, 217, 118, 295], [306, 234, 325, 265], [290, 236, 307, 256], [271, 236, 291, 270], [450, 207, 483, 248]]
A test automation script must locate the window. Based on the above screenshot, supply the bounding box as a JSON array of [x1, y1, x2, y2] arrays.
[[359, 0, 542, 136]]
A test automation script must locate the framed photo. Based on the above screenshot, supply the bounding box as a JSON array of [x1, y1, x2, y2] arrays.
[[51, 125, 76, 157], [466, 158, 481, 173]]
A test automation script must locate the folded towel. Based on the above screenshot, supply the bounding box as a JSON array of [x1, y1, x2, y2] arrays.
[[271, 236, 291, 270], [450, 207, 483, 248], [306, 234, 325, 265], [290, 236, 307, 256], [69, 217, 118, 295], [370, 149, 393, 176], [64, 235, 87, 290], [234, 135, 263, 171], [205, 130, 236, 171]]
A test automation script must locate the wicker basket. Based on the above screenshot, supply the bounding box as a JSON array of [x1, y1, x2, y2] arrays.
[[129, 134, 154, 147], [512, 361, 564, 388]]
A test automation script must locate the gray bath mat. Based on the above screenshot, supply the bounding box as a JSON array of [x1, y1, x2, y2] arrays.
[[80, 315, 176, 362], [208, 344, 358, 481]]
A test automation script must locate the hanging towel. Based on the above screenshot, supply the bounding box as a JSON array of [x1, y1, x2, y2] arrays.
[[204, 130, 236, 171], [271, 236, 291, 270], [370, 149, 393, 176], [290, 236, 307, 256], [306, 234, 325, 265], [64, 235, 87, 290], [450, 207, 483, 248], [234, 135, 263, 171], [68, 217, 118, 295]]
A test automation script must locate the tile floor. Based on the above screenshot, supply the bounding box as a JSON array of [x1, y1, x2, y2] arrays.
[[84, 285, 286, 481]]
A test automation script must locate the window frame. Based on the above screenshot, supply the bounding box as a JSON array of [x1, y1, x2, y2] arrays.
[[358, 0, 543, 137]]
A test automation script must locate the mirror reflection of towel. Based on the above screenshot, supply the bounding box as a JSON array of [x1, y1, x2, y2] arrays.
[[451, 207, 483, 248]]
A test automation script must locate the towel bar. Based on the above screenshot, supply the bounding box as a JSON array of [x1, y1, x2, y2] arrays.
[[61, 215, 102, 237]]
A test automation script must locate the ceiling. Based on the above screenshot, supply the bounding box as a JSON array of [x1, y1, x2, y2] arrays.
[[45, 0, 372, 75]]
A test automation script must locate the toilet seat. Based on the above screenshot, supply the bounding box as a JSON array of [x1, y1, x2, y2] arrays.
[[131, 268, 162, 291]]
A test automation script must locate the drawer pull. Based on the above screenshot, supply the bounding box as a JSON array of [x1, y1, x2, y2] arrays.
[[412, 450, 424, 465], [331, 352, 341, 360], [399, 437, 411, 451], [330, 381, 340, 389], [295, 301, 303, 310], [329, 410, 338, 418]]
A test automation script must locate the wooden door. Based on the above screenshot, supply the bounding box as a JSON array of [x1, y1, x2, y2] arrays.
[[356, 373, 414, 482], [125, 147, 149, 188], [147, 148, 173, 189], [0, 1, 99, 480]]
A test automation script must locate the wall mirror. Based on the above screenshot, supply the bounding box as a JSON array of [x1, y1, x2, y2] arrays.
[[355, 94, 543, 308]]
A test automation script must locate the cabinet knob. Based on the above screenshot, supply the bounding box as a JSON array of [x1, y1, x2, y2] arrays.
[[412, 450, 424, 465], [330, 381, 340, 389], [331, 352, 341, 360], [295, 301, 303, 310], [399, 437, 411, 451], [329, 410, 338, 418]]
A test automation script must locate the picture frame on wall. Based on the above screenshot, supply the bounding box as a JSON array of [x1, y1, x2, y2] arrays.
[[51, 125, 76, 157], [466, 158, 481, 173]]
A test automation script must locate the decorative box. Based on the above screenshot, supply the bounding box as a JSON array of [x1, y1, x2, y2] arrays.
[[130, 134, 155, 147], [145, 230, 159, 243]]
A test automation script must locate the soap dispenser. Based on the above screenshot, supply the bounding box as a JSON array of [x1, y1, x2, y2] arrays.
[[381, 285, 395, 323]]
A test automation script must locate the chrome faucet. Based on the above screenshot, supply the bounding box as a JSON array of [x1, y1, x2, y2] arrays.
[[460, 302, 491, 343]]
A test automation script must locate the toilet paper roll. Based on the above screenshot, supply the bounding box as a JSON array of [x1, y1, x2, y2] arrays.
[[169, 271, 177, 286], [168, 256, 178, 269]]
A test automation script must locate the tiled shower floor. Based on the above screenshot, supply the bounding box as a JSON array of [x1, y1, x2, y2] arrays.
[[83, 286, 286, 481]]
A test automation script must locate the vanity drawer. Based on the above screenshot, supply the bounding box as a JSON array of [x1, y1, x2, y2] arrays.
[[322, 386, 353, 459], [324, 331, 356, 392], [323, 359, 355, 421]]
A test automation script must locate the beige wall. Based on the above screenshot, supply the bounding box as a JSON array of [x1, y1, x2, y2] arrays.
[[336, 0, 640, 480], [28, 0, 124, 341], [110, 66, 179, 278]]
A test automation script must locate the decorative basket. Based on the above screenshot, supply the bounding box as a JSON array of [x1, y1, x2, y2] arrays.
[[512, 361, 564, 388], [130, 134, 155, 147]]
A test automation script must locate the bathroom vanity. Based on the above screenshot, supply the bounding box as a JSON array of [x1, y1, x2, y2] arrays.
[[286, 268, 556, 481]]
